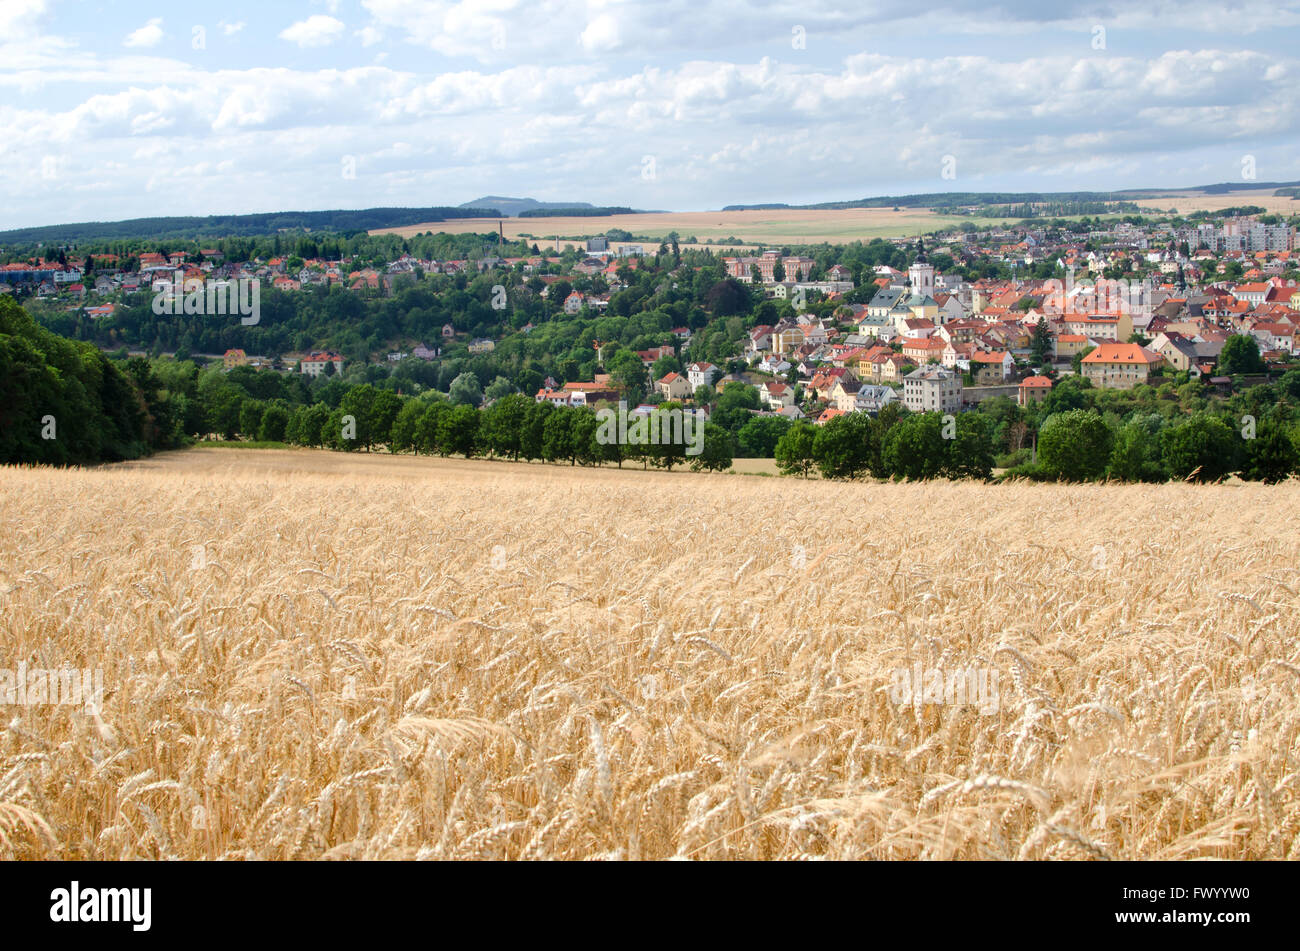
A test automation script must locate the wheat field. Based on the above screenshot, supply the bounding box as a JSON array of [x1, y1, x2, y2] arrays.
[[1, 448, 1298, 860]]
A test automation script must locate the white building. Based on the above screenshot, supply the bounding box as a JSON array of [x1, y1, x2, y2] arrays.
[[903, 365, 962, 415]]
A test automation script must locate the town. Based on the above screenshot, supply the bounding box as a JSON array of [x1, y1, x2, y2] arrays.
[[3, 202, 1299, 481]]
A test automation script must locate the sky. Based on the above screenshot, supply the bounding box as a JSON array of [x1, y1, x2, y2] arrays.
[[2, 0, 1299, 228]]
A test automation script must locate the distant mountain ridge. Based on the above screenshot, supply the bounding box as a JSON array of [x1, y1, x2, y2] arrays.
[[458, 196, 597, 217], [721, 181, 1300, 212], [0, 206, 502, 247]]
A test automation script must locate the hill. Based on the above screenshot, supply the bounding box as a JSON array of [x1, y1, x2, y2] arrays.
[[458, 196, 596, 217], [0, 297, 168, 463], [722, 181, 1300, 212], [0, 206, 502, 247]]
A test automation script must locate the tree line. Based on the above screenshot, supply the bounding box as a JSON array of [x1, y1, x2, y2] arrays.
[[266, 389, 737, 473], [0, 297, 166, 464], [771, 402, 1297, 484]]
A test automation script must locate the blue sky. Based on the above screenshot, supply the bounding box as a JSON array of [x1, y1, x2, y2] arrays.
[[3, 0, 1299, 228]]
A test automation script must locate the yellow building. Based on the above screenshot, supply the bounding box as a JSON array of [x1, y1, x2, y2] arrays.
[[1080, 343, 1163, 389]]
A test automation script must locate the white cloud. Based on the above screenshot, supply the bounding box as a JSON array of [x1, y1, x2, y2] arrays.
[[580, 14, 621, 53], [123, 18, 164, 49], [0, 0, 48, 40], [279, 15, 346, 48], [2, 0, 1299, 226], [220, 21, 246, 37]]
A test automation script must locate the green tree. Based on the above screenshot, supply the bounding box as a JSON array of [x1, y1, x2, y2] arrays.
[[944, 413, 996, 479], [652, 354, 684, 379], [521, 401, 554, 460], [289, 403, 329, 447], [416, 401, 450, 454], [774, 421, 818, 477], [449, 371, 484, 407], [868, 402, 906, 473], [571, 409, 602, 466], [1160, 414, 1237, 482], [736, 415, 791, 457], [880, 412, 947, 480], [323, 407, 355, 450], [484, 375, 517, 402], [257, 403, 290, 442], [690, 422, 736, 472], [1239, 420, 1297, 484], [812, 412, 872, 480], [711, 382, 762, 433], [389, 398, 426, 453], [239, 400, 266, 440], [480, 392, 531, 459], [1038, 409, 1113, 481], [1030, 320, 1052, 365], [607, 348, 648, 400], [1038, 374, 1090, 417], [339, 384, 379, 451], [1106, 414, 1167, 482], [370, 389, 402, 449], [647, 404, 690, 472], [542, 406, 578, 464], [1218, 334, 1266, 376], [438, 403, 480, 457]]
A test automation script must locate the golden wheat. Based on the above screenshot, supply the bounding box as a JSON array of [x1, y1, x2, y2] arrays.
[[1, 448, 1298, 860]]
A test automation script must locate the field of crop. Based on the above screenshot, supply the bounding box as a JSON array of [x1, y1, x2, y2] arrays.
[[1132, 188, 1300, 216], [2, 447, 1298, 860], [374, 189, 1298, 248], [374, 207, 989, 247]]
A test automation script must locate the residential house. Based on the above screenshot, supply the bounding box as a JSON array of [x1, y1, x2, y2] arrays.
[[1062, 313, 1134, 342], [902, 336, 947, 365], [1054, 333, 1090, 361], [1249, 322, 1297, 355], [903, 365, 962, 415], [1018, 376, 1052, 406], [687, 362, 720, 389], [969, 350, 1014, 383], [831, 379, 862, 412], [772, 323, 805, 354], [300, 352, 344, 376], [853, 384, 898, 415], [758, 355, 793, 376], [1080, 343, 1164, 389], [656, 372, 693, 400], [856, 312, 897, 341], [760, 381, 796, 410]]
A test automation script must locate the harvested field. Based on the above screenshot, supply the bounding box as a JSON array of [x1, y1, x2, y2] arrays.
[[373, 188, 1299, 248], [373, 207, 987, 246]]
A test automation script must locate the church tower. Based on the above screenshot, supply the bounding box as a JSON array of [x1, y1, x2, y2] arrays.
[[908, 238, 934, 299]]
